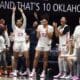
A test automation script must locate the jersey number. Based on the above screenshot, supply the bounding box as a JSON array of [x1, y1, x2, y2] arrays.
[[41, 33, 47, 37], [18, 33, 23, 36]]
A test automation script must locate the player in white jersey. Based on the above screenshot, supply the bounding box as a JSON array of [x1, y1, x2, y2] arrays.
[[67, 25, 80, 80], [0, 19, 10, 49], [64, 37, 77, 79], [73, 25, 80, 79], [11, 7, 30, 76], [29, 18, 53, 80], [53, 17, 70, 79], [0, 19, 10, 75]]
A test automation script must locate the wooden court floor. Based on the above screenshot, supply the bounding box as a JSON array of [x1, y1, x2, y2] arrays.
[[0, 77, 29, 80], [0, 76, 72, 80]]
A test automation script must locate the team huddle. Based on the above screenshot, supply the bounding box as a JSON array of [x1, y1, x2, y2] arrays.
[[0, 7, 80, 80]]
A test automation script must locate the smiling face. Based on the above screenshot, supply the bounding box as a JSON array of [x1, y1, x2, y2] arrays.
[[16, 19, 23, 28], [41, 19, 48, 27], [0, 19, 5, 25], [60, 17, 66, 26]]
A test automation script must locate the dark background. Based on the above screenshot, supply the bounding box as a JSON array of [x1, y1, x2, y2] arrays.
[[0, 0, 80, 34]]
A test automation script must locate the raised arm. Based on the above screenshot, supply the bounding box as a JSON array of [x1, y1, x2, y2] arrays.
[[54, 26, 63, 36], [12, 7, 16, 30], [19, 8, 27, 29], [54, 25, 70, 36]]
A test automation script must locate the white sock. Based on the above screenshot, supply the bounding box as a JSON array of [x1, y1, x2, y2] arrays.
[[27, 68, 30, 73], [27, 68, 29, 71], [63, 60, 67, 74], [77, 62, 80, 77], [42, 70, 45, 74], [32, 68, 36, 73], [58, 58, 63, 73], [13, 70, 18, 73], [69, 73, 72, 76]]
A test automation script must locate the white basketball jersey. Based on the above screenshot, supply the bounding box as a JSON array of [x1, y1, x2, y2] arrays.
[[73, 25, 80, 48], [37, 25, 53, 46], [14, 26, 26, 42], [59, 25, 70, 46], [0, 36, 5, 50]]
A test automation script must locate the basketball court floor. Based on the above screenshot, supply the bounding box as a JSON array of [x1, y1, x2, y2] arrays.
[[0, 76, 72, 80], [0, 77, 29, 80]]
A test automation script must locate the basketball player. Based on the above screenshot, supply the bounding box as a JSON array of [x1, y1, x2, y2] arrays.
[[0, 19, 10, 49], [11, 7, 30, 76], [68, 24, 80, 80], [29, 18, 54, 80], [0, 19, 10, 75], [65, 37, 77, 79], [53, 17, 70, 79]]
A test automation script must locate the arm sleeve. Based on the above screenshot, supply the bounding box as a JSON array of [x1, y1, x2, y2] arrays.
[[12, 12, 16, 30], [21, 12, 27, 29], [62, 26, 70, 35]]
